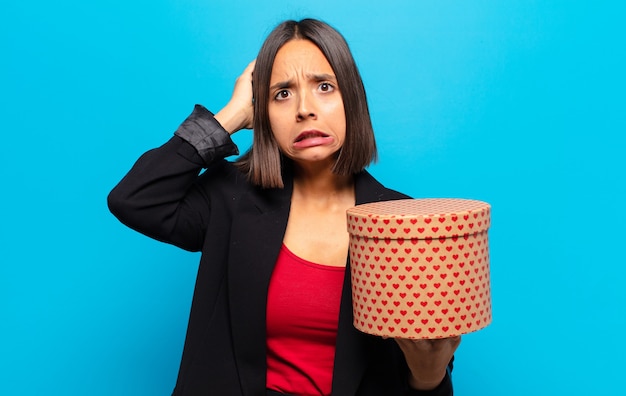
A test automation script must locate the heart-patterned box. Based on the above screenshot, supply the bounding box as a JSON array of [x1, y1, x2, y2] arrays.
[[346, 198, 491, 339]]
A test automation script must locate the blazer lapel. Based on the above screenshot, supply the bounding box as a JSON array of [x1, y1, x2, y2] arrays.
[[331, 171, 408, 395], [226, 169, 405, 396], [227, 179, 292, 396]]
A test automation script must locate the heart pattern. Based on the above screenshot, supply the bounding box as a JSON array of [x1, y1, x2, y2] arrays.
[[346, 199, 492, 339]]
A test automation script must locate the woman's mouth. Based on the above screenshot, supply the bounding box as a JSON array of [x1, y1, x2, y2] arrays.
[[295, 130, 329, 142], [293, 130, 334, 148]]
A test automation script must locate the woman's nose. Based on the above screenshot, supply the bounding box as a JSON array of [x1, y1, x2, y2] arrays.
[[296, 92, 316, 121]]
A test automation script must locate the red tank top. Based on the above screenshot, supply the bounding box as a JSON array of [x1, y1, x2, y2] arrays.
[[266, 244, 346, 396]]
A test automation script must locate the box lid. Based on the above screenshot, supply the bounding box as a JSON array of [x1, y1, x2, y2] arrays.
[[347, 198, 490, 239]]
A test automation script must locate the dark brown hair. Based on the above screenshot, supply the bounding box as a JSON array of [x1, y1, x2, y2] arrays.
[[236, 18, 377, 188]]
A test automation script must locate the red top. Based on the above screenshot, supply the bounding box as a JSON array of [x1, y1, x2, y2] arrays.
[[266, 244, 346, 396]]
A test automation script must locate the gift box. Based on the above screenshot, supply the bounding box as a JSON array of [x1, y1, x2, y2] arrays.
[[346, 198, 492, 339]]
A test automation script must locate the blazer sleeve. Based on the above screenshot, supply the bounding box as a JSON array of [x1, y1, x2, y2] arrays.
[[406, 362, 454, 396], [107, 105, 239, 252]]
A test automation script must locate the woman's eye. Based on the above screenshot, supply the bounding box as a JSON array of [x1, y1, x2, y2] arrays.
[[275, 90, 290, 100], [319, 82, 334, 92]]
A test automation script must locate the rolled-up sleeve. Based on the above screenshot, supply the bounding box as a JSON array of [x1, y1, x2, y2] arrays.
[[174, 104, 239, 165]]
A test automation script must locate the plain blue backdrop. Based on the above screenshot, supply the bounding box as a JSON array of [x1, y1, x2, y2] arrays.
[[1, 0, 624, 394]]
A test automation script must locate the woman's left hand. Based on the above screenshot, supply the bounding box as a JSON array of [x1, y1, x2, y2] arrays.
[[394, 336, 461, 390], [214, 60, 256, 134]]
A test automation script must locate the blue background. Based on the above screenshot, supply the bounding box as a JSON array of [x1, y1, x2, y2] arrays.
[[2, 1, 624, 394]]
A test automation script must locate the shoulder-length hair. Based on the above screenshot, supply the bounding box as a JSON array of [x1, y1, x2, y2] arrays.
[[235, 18, 377, 188]]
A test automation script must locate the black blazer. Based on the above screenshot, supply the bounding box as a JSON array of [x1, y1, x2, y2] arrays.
[[108, 109, 453, 396]]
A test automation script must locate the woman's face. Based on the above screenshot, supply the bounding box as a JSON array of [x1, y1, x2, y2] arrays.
[[267, 39, 346, 167]]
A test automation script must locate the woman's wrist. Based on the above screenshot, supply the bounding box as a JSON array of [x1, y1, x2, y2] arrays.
[[214, 99, 253, 134], [214, 106, 242, 134]]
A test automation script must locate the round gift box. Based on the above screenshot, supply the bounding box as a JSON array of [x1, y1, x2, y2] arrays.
[[346, 198, 492, 339]]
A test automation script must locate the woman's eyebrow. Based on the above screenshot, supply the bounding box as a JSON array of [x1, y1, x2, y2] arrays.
[[309, 73, 337, 82], [270, 73, 337, 91], [270, 80, 292, 91]]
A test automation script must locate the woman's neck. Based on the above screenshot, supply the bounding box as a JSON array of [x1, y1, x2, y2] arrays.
[[292, 162, 354, 204]]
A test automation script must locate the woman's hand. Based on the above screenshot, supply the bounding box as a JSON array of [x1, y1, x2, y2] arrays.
[[395, 336, 461, 391], [214, 60, 256, 134]]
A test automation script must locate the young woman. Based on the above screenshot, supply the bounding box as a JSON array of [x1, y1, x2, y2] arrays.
[[108, 19, 459, 396]]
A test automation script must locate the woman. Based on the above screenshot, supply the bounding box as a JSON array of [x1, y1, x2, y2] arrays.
[[108, 19, 459, 395]]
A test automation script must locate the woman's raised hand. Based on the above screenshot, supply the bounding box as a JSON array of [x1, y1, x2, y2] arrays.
[[214, 60, 256, 134]]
